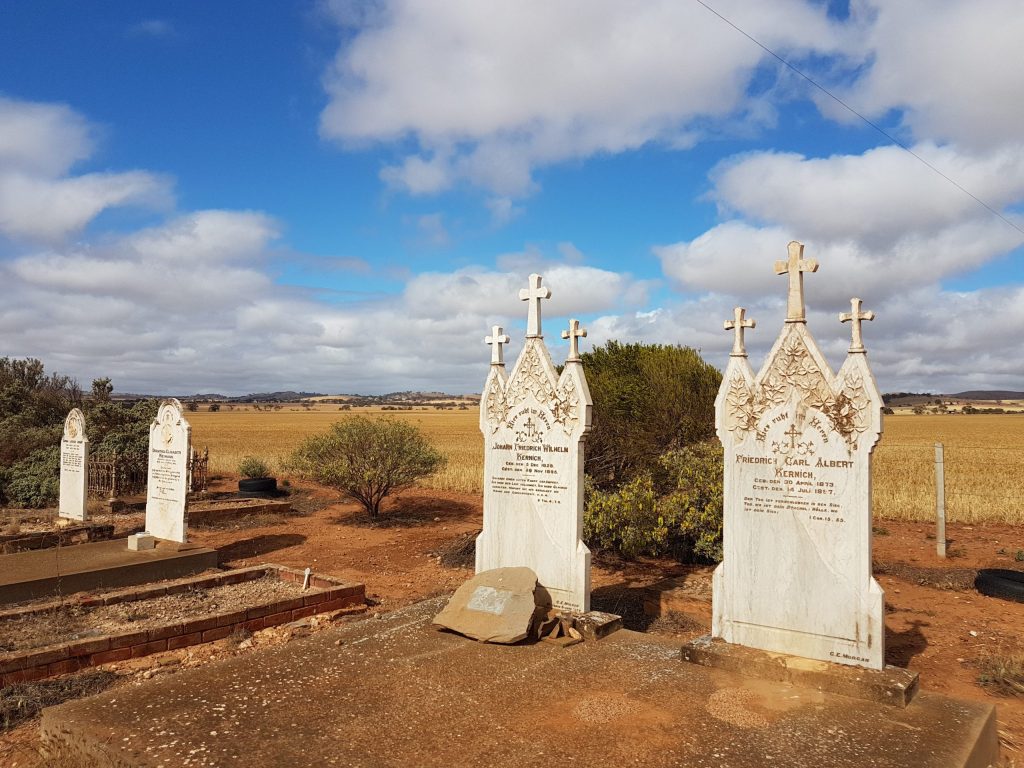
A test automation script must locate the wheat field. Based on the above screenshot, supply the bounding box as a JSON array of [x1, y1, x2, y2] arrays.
[[188, 405, 485, 495], [189, 407, 1024, 524]]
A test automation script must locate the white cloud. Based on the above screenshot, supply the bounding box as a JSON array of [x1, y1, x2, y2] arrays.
[[320, 0, 849, 196], [842, 0, 1024, 150], [414, 213, 450, 247], [0, 96, 173, 243]]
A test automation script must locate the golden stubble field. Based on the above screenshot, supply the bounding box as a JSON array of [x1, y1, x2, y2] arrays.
[[189, 407, 1024, 525]]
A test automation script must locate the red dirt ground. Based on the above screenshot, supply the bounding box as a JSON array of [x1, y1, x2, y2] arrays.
[[1, 478, 1022, 765]]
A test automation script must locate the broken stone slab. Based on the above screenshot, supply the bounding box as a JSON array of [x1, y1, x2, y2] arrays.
[[571, 611, 622, 641], [681, 635, 920, 708], [433, 567, 549, 644]]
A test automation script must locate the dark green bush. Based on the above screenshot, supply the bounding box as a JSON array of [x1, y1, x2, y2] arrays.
[[5, 446, 61, 508], [582, 341, 720, 488]]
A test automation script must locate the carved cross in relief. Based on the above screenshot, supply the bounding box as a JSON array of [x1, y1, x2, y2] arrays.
[[519, 273, 551, 338], [784, 423, 801, 449], [561, 319, 587, 361], [724, 307, 755, 357], [840, 297, 875, 353], [485, 325, 511, 365], [774, 241, 818, 323]]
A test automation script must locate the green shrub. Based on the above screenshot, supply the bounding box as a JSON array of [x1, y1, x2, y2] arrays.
[[286, 416, 445, 517], [583, 474, 665, 559], [583, 441, 724, 562], [5, 446, 61, 508], [238, 456, 271, 479]]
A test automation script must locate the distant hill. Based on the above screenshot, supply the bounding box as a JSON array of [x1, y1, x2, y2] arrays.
[[950, 390, 1024, 400]]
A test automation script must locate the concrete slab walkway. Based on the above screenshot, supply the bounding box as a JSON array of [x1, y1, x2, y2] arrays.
[[41, 599, 998, 768]]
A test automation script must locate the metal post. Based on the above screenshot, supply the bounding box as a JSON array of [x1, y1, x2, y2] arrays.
[[935, 443, 946, 558]]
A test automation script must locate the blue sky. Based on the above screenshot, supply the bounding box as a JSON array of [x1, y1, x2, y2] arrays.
[[1, 1, 1022, 395]]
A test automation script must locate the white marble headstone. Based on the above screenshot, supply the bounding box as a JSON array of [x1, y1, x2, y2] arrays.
[[476, 276, 593, 612], [58, 408, 89, 521], [145, 398, 192, 543], [712, 242, 885, 669]]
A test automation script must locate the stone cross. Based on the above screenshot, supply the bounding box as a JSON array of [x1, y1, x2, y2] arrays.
[[485, 325, 511, 365], [840, 297, 875, 353], [724, 307, 755, 357], [561, 319, 587, 361], [774, 241, 818, 322], [519, 273, 551, 338]]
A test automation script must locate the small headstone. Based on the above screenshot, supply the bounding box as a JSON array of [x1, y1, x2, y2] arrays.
[[127, 533, 156, 551], [58, 408, 89, 521], [713, 241, 885, 669], [433, 567, 548, 644], [476, 276, 593, 612], [144, 399, 192, 543]]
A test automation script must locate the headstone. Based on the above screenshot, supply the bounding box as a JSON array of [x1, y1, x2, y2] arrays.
[[58, 408, 89, 521], [713, 241, 885, 669], [145, 398, 192, 543], [476, 275, 593, 612], [432, 566, 547, 644]]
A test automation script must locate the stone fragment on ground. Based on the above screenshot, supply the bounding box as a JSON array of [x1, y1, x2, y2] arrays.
[[433, 567, 548, 644]]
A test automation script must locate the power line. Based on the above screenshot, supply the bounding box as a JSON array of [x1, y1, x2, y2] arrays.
[[693, 0, 1024, 240]]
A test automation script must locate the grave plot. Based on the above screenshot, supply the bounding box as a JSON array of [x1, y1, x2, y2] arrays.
[[0, 565, 365, 686], [0, 512, 115, 554], [188, 498, 292, 528]]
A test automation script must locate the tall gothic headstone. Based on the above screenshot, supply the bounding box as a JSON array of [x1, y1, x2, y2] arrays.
[[145, 398, 192, 543], [58, 408, 89, 521], [476, 274, 593, 612], [713, 241, 885, 669]]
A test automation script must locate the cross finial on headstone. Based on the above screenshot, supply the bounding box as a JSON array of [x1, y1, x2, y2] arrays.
[[723, 307, 755, 357], [561, 319, 587, 362], [485, 325, 511, 365], [519, 273, 551, 338], [774, 241, 818, 323], [840, 297, 875, 353]]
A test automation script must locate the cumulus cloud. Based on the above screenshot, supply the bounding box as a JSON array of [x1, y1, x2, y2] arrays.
[[0, 96, 172, 243], [841, 0, 1024, 150], [320, 0, 848, 196]]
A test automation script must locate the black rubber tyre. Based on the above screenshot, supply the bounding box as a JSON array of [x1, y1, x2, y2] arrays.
[[238, 477, 278, 496], [974, 568, 1024, 603]]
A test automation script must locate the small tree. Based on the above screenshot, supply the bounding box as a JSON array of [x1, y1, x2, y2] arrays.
[[208, 402, 221, 412], [287, 416, 445, 517], [186, 400, 199, 412]]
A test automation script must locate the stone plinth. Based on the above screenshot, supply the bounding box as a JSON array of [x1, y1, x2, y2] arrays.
[[41, 599, 999, 768], [682, 635, 919, 708]]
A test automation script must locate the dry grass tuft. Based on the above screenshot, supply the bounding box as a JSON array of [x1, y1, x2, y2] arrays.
[[978, 646, 1024, 697], [1, 670, 118, 733]]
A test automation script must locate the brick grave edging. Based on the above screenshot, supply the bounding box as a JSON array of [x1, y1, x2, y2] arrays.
[[0, 564, 365, 687]]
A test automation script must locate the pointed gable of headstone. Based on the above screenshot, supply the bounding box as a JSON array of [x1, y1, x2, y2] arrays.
[[477, 274, 593, 612], [59, 408, 89, 521], [145, 398, 192, 543], [713, 241, 886, 669]]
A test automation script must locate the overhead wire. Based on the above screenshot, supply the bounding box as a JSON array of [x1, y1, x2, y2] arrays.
[[693, 0, 1024, 240]]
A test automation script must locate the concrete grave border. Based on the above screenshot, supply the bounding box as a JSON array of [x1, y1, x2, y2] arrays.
[[0, 524, 116, 554], [0, 564, 365, 686]]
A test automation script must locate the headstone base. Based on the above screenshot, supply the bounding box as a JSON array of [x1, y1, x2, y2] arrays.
[[681, 635, 919, 708], [127, 533, 156, 551]]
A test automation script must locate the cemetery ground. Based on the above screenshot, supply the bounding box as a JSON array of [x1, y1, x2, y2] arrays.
[[1, 406, 1022, 764], [1, 475, 1022, 764]]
